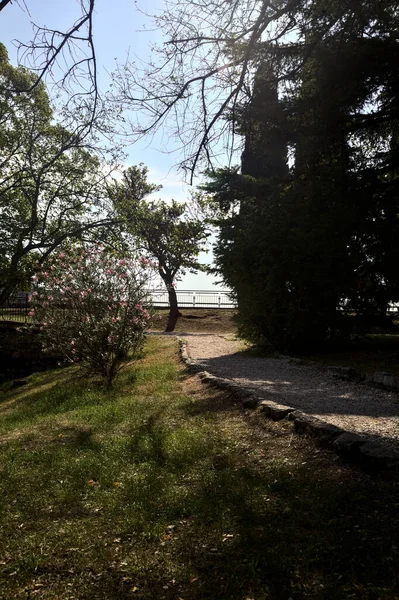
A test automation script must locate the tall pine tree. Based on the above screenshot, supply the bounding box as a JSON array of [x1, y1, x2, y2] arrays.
[[207, 1, 399, 350]]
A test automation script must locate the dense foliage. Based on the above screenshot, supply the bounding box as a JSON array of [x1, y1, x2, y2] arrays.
[[203, 1, 399, 350], [30, 246, 154, 386], [0, 43, 115, 304]]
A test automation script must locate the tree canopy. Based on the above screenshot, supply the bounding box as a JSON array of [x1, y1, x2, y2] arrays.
[[0, 43, 116, 303], [2, 1, 399, 350], [111, 0, 397, 180], [113, 166, 209, 331]]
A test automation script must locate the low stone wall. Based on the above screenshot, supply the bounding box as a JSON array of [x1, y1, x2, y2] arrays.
[[178, 338, 399, 471]]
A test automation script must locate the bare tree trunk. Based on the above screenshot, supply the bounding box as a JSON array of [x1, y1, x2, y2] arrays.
[[0, 248, 29, 305], [0, 283, 17, 306], [165, 286, 181, 332]]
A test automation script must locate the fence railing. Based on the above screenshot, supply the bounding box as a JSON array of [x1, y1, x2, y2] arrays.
[[0, 294, 30, 323], [150, 289, 236, 308], [0, 289, 237, 323], [2, 291, 399, 323]]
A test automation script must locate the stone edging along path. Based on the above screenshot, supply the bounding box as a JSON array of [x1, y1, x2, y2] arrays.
[[177, 338, 399, 471]]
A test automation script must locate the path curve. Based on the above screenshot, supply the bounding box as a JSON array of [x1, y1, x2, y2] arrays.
[[183, 333, 399, 448]]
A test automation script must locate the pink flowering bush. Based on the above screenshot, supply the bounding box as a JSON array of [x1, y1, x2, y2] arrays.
[[30, 246, 154, 387]]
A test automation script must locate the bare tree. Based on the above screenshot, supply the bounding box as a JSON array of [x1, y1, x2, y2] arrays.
[[3, 0, 391, 181], [1, 0, 101, 134], [110, 0, 302, 181], [0, 0, 305, 177], [111, 0, 390, 181]]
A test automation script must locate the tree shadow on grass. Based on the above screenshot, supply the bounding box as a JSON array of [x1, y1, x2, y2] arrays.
[[2, 414, 399, 599], [126, 412, 168, 466], [96, 396, 398, 598], [108, 437, 399, 600], [183, 389, 241, 417], [1, 365, 399, 599], [54, 424, 97, 450]]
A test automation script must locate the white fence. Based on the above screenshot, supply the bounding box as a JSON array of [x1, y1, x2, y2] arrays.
[[149, 289, 236, 309]]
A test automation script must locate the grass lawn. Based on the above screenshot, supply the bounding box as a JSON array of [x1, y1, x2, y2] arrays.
[[0, 336, 398, 599]]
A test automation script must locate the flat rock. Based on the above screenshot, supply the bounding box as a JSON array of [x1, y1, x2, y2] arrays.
[[201, 375, 256, 403], [198, 371, 210, 379], [207, 376, 223, 387], [201, 373, 218, 384], [219, 380, 249, 395], [383, 375, 399, 390], [230, 385, 257, 400], [288, 410, 307, 422], [212, 378, 236, 390], [258, 399, 294, 421], [333, 432, 367, 454], [360, 442, 399, 468], [289, 411, 343, 442], [327, 366, 357, 380], [187, 361, 203, 373], [241, 395, 261, 409], [374, 371, 391, 385]]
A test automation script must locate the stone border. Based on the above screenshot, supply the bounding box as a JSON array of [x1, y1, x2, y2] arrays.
[[178, 338, 399, 471], [373, 371, 399, 391]]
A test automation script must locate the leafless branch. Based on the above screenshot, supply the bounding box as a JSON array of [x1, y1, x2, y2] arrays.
[[111, 0, 364, 182], [7, 0, 100, 136], [111, 0, 304, 181], [0, 0, 13, 12]]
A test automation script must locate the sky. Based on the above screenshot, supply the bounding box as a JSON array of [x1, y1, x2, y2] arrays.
[[0, 0, 227, 290]]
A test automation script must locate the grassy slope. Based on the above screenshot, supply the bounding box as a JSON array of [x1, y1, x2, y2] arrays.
[[0, 336, 398, 599]]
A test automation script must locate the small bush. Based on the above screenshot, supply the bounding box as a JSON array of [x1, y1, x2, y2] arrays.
[[30, 246, 155, 386]]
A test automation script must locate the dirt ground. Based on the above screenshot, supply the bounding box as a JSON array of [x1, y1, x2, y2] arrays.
[[152, 309, 237, 334]]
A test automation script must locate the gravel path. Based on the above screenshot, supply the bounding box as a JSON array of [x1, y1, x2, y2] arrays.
[[183, 333, 399, 448]]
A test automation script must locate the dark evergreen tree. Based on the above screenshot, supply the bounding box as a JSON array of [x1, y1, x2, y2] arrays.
[[206, 1, 399, 350]]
